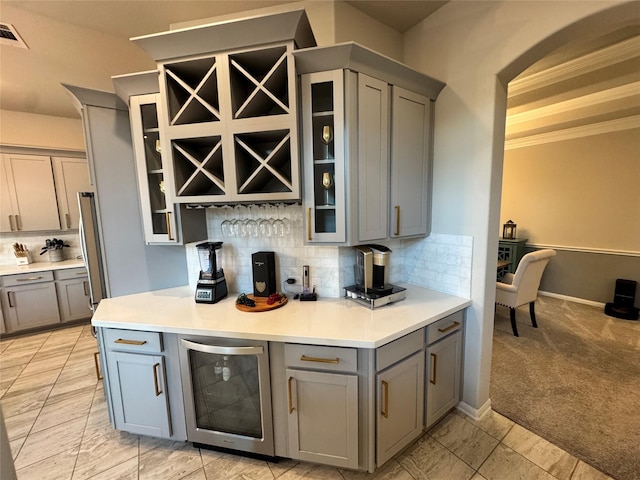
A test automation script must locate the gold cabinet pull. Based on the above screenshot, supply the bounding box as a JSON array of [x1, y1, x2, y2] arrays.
[[83, 281, 89, 297], [15, 214, 22, 230], [114, 338, 147, 346], [300, 354, 339, 364], [7, 292, 14, 308], [16, 276, 43, 282], [287, 376, 295, 413], [8, 215, 15, 231], [394, 206, 400, 236], [430, 353, 438, 385], [381, 380, 389, 418], [93, 352, 103, 381], [307, 208, 312, 241], [165, 212, 174, 241], [438, 321, 460, 333], [65, 213, 71, 229], [153, 363, 162, 396]]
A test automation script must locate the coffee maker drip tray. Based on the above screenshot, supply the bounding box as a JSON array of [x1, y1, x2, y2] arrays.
[[343, 284, 407, 309]]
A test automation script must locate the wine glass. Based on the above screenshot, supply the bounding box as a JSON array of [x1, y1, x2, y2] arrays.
[[272, 204, 286, 237], [221, 206, 233, 237], [321, 125, 333, 159], [321, 171, 333, 205]]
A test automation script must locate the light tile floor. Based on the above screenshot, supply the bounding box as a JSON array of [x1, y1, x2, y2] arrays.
[[0, 324, 615, 480]]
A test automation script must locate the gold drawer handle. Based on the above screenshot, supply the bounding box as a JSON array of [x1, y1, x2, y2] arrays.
[[438, 321, 460, 333], [381, 380, 389, 418], [307, 208, 312, 241], [300, 354, 339, 364], [288, 376, 295, 414], [430, 353, 438, 385], [93, 352, 103, 381], [153, 363, 162, 396], [16, 276, 43, 282], [394, 206, 400, 236], [114, 338, 147, 346]]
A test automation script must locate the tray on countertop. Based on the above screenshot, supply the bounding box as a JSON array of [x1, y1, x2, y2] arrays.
[[235, 294, 288, 312]]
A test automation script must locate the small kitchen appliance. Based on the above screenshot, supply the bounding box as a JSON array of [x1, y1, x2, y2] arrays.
[[195, 242, 228, 304], [344, 244, 406, 308]]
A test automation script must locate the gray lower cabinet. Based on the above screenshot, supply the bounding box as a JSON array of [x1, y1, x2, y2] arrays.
[[375, 330, 425, 467], [285, 344, 359, 469], [101, 328, 172, 438], [54, 268, 92, 322], [425, 312, 464, 428], [1, 271, 60, 332]]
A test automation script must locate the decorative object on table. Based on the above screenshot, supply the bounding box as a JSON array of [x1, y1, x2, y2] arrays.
[[502, 220, 517, 239], [235, 292, 287, 312], [13, 243, 32, 265], [40, 238, 70, 263], [252, 251, 276, 297], [321, 171, 333, 205], [321, 125, 333, 159]]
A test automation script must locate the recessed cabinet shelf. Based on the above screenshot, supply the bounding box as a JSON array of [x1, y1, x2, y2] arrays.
[[165, 57, 220, 126], [172, 136, 226, 197]]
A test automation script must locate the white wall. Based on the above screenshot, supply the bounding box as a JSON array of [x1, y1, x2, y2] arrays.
[[0, 110, 85, 151], [402, 0, 639, 413]]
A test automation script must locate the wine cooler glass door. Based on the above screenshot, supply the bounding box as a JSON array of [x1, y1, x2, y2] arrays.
[[178, 337, 274, 456]]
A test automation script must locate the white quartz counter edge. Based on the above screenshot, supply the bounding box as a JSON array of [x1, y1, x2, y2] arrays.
[[91, 284, 471, 349], [0, 259, 85, 276]]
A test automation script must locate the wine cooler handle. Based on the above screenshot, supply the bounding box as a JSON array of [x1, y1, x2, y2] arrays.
[[180, 339, 264, 356]]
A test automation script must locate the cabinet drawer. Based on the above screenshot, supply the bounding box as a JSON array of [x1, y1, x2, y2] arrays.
[[376, 329, 424, 372], [54, 267, 87, 280], [103, 328, 163, 353], [426, 310, 464, 345], [2, 270, 54, 287], [285, 344, 357, 373]]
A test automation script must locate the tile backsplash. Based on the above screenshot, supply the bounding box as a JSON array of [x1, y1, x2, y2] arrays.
[[186, 205, 472, 299]]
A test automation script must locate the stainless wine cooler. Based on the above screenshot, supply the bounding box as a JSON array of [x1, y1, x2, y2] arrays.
[[178, 336, 274, 456]]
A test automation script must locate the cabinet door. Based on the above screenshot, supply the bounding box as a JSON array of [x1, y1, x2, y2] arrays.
[[1, 154, 60, 231], [130, 93, 179, 244], [3, 282, 60, 332], [56, 278, 92, 322], [52, 157, 91, 230], [286, 368, 358, 469], [301, 70, 346, 243], [376, 350, 425, 467], [390, 87, 432, 238], [0, 165, 14, 232], [357, 74, 389, 242], [107, 351, 171, 438], [426, 331, 462, 428]]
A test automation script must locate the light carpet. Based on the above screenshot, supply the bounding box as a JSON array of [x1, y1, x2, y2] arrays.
[[491, 295, 640, 480]]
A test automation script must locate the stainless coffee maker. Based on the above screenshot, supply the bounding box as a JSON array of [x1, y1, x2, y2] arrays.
[[345, 244, 406, 308]]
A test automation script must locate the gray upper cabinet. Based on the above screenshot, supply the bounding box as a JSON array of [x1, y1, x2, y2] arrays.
[[130, 10, 315, 205], [295, 43, 444, 245]]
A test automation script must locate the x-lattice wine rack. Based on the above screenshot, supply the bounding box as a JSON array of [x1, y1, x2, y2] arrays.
[[160, 44, 300, 203]]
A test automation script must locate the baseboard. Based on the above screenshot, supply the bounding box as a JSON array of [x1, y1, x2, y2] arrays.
[[456, 398, 492, 421], [539, 290, 605, 308]]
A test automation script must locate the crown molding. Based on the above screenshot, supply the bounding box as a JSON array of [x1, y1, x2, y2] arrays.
[[509, 35, 640, 96], [506, 82, 639, 128], [504, 115, 640, 150]]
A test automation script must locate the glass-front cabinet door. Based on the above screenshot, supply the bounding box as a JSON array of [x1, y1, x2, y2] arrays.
[[301, 70, 346, 243], [130, 93, 178, 243]]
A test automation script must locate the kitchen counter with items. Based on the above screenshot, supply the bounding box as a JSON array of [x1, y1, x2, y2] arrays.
[[91, 283, 470, 348], [0, 258, 84, 276], [94, 283, 469, 473]]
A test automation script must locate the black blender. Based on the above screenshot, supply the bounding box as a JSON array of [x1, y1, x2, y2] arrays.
[[195, 242, 228, 304]]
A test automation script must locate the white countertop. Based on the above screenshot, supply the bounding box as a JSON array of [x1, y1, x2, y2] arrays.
[[92, 284, 471, 348], [0, 259, 85, 276]]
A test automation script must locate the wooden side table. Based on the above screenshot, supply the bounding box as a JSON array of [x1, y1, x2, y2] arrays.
[[498, 238, 528, 274]]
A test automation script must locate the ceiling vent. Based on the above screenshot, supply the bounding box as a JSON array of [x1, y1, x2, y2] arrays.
[[0, 23, 28, 49]]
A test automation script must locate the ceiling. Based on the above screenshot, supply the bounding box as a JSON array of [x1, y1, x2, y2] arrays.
[[0, 0, 638, 140]]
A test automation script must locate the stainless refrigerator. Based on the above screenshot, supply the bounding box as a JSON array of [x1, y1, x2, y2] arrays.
[[66, 84, 190, 309]]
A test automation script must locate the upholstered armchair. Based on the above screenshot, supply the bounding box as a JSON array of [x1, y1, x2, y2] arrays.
[[495, 249, 556, 336]]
